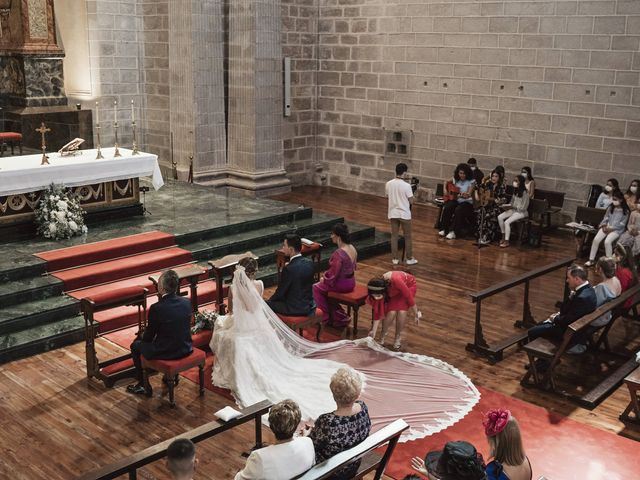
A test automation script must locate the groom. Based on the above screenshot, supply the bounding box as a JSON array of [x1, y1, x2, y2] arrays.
[[267, 234, 316, 316]]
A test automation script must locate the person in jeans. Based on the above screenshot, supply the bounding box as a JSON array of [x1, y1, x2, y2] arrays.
[[385, 162, 417, 265], [439, 163, 476, 240], [585, 189, 629, 267], [498, 175, 530, 248]]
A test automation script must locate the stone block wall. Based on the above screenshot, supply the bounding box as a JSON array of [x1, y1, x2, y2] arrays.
[[312, 0, 640, 214], [282, 0, 320, 186]]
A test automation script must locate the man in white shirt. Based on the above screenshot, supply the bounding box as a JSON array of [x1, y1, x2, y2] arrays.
[[385, 163, 417, 265], [235, 400, 315, 480]]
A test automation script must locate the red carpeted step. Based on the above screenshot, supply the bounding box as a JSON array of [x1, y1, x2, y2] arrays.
[[94, 280, 222, 334], [69, 269, 210, 300], [34, 231, 176, 272], [52, 247, 193, 291]]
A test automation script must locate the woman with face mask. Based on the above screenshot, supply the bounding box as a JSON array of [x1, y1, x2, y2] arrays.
[[498, 175, 530, 248], [585, 190, 630, 267], [617, 197, 640, 257], [624, 179, 640, 211], [595, 178, 620, 209], [520, 167, 535, 199]]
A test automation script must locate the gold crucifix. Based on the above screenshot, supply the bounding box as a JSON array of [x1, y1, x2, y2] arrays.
[[36, 122, 51, 165]]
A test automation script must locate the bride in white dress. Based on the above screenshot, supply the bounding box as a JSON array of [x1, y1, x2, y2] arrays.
[[210, 258, 480, 440]]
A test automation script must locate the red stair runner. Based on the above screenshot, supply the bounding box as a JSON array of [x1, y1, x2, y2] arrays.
[[34, 231, 176, 272], [52, 247, 193, 291]]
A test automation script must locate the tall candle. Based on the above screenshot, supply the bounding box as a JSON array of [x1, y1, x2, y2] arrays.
[[95, 101, 99, 124], [114, 100, 118, 125], [131, 99, 135, 123]]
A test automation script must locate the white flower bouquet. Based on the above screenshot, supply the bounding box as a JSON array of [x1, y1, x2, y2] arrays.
[[191, 309, 218, 334], [35, 183, 88, 240]]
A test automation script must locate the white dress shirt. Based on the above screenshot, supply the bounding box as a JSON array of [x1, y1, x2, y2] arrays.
[[234, 437, 315, 480]]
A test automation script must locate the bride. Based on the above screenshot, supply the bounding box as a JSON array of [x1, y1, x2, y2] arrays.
[[210, 257, 480, 439]]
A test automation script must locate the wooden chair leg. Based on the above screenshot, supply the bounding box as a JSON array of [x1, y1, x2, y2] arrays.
[[167, 376, 176, 408], [198, 365, 205, 396], [353, 306, 359, 338]]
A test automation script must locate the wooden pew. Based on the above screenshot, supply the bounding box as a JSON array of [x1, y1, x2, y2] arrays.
[[571, 206, 605, 258], [521, 284, 640, 408], [292, 418, 409, 480], [535, 189, 565, 230], [208, 251, 258, 315], [467, 257, 574, 364], [76, 400, 272, 480]]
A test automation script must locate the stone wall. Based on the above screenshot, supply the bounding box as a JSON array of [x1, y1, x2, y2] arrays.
[[282, 0, 320, 186], [313, 0, 640, 214]]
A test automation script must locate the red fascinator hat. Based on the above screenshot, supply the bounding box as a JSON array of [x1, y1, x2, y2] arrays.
[[482, 408, 511, 436]]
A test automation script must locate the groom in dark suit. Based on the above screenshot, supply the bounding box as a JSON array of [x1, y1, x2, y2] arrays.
[[528, 264, 597, 342], [127, 269, 193, 395], [267, 234, 316, 316]]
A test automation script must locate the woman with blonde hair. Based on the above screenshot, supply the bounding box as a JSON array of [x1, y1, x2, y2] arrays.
[[482, 409, 531, 480]]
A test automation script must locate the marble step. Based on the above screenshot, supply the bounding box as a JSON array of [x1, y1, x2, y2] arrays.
[[0, 315, 86, 365], [0, 295, 80, 335], [186, 212, 345, 262], [0, 274, 64, 309], [175, 207, 314, 246]]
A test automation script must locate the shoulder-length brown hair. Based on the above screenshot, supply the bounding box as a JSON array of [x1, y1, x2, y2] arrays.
[[487, 417, 526, 466]]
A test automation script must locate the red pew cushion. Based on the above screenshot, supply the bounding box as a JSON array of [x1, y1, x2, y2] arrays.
[[142, 348, 206, 376]]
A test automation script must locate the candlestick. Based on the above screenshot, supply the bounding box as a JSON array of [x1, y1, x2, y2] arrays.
[[131, 99, 135, 123], [113, 100, 121, 158], [95, 101, 104, 159]]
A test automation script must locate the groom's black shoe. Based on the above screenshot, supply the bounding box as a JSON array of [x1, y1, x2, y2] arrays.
[[126, 383, 152, 396]]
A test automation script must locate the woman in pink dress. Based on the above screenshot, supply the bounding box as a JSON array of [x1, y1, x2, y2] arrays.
[[367, 270, 421, 351], [313, 223, 358, 327]]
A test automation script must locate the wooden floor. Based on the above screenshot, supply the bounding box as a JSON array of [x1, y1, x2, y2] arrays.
[[0, 186, 638, 479]]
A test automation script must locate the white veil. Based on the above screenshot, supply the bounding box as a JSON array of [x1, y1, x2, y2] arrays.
[[213, 266, 361, 420]]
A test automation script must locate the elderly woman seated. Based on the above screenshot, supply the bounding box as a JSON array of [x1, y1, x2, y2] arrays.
[[308, 367, 372, 479], [235, 399, 315, 480]]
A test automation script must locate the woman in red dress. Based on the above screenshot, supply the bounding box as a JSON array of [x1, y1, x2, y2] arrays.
[[614, 244, 638, 312], [366, 271, 421, 350]]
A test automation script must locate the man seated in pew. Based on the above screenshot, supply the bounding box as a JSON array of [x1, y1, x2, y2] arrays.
[[235, 399, 315, 480], [167, 438, 198, 480], [267, 234, 316, 316], [527, 264, 597, 344], [127, 269, 193, 395]]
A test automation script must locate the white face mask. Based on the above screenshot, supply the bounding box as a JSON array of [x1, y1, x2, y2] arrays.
[[605, 185, 613, 192], [631, 186, 637, 194], [612, 200, 621, 206], [470, 166, 476, 171], [513, 181, 519, 188], [521, 171, 528, 178]]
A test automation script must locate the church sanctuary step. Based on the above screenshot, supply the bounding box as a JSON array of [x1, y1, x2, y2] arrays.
[[34, 230, 178, 272], [0, 274, 65, 308], [0, 315, 85, 365], [0, 295, 80, 335], [52, 246, 194, 291]]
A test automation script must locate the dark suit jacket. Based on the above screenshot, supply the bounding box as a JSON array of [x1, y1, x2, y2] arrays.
[[139, 293, 193, 360], [553, 283, 598, 330], [268, 255, 315, 316]]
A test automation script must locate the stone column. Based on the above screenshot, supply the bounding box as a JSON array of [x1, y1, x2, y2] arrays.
[[227, 0, 290, 195], [168, 0, 226, 181]]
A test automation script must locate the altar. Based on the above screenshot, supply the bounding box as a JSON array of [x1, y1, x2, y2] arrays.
[[0, 148, 163, 228]]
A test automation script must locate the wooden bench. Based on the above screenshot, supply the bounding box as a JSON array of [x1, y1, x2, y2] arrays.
[[535, 189, 565, 230], [81, 286, 148, 387], [327, 284, 369, 338], [148, 263, 208, 315], [292, 418, 409, 480], [76, 399, 272, 480], [521, 284, 640, 408], [141, 347, 206, 408], [467, 257, 574, 364], [208, 251, 257, 315], [510, 198, 549, 246], [571, 206, 604, 258], [619, 366, 640, 424]]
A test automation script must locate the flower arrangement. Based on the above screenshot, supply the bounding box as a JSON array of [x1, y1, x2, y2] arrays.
[[191, 309, 219, 334], [34, 183, 87, 240]]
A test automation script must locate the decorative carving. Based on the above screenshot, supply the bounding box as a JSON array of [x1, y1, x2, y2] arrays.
[[73, 184, 103, 203], [28, 0, 48, 39]]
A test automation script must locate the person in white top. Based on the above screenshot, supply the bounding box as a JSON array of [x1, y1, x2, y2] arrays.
[[166, 438, 198, 480], [235, 400, 315, 480], [385, 163, 417, 265]]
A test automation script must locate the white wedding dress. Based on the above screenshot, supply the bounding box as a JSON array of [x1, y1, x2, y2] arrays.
[[210, 267, 481, 440], [210, 267, 355, 421]]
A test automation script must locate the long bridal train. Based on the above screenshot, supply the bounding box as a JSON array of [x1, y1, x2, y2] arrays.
[[210, 268, 479, 441]]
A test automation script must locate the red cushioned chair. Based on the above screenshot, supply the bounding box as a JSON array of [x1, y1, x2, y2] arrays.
[[141, 347, 206, 408], [81, 286, 148, 387], [0, 132, 23, 156], [277, 308, 323, 341], [327, 284, 369, 338]]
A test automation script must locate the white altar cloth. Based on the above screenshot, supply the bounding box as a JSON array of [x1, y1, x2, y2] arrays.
[[0, 148, 164, 196]]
